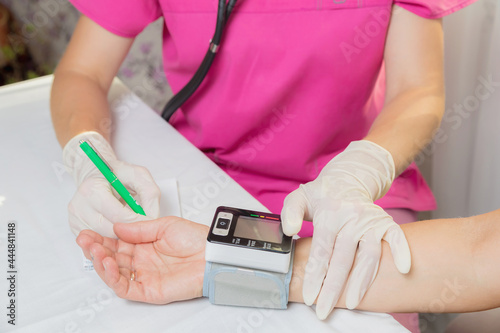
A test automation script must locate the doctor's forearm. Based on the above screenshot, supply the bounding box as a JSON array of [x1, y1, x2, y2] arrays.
[[50, 15, 133, 148], [289, 210, 500, 312], [364, 6, 445, 176], [363, 86, 445, 176], [50, 69, 112, 147]]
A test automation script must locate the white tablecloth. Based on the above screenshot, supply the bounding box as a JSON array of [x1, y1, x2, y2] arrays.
[[0, 76, 408, 332]]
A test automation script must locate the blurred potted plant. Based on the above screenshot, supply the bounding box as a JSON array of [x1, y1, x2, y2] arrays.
[[0, 4, 49, 86]]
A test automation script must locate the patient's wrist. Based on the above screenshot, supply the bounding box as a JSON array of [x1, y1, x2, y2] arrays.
[[200, 233, 296, 308], [197, 237, 311, 305], [288, 237, 344, 306], [288, 237, 310, 304], [196, 236, 318, 306]]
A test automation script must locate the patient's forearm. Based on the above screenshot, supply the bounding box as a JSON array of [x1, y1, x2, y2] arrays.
[[289, 209, 500, 312]]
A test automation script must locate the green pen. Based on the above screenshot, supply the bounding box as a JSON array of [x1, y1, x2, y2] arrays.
[[79, 140, 146, 216]]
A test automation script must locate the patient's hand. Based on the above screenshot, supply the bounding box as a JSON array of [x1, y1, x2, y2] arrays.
[[76, 217, 208, 304]]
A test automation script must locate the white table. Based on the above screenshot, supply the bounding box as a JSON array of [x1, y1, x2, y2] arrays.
[[0, 76, 407, 332]]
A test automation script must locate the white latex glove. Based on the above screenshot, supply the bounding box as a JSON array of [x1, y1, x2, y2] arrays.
[[281, 140, 411, 319], [63, 131, 161, 238]]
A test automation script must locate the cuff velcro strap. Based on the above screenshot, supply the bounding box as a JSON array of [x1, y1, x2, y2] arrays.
[[203, 241, 295, 309]]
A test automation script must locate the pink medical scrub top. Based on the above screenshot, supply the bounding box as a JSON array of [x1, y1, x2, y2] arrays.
[[70, 0, 477, 236]]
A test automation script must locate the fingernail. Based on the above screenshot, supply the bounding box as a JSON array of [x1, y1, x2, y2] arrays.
[[345, 281, 362, 310], [303, 294, 314, 306], [316, 304, 333, 320], [345, 297, 355, 310], [303, 288, 317, 306], [346, 294, 360, 310], [103, 262, 107, 271], [90, 251, 94, 261]]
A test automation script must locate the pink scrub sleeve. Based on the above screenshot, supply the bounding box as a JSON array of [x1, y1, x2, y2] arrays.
[[394, 0, 478, 18], [68, 0, 161, 38]]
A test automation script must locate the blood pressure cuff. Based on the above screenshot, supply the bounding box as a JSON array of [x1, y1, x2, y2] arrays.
[[203, 241, 295, 309]]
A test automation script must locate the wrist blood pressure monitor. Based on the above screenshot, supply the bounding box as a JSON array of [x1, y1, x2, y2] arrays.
[[203, 206, 295, 309]]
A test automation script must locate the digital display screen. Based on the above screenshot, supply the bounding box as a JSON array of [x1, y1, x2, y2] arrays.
[[233, 216, 283, 243]]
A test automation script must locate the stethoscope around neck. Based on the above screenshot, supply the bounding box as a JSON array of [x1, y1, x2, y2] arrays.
[[161, 0, 238, 122]]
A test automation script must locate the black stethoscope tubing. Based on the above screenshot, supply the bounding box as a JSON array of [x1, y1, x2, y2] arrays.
[[161, 0, 238, 122]]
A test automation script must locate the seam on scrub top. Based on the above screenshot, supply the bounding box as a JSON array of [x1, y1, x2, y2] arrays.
[[425, 0, 479, 19], [71, 0, 162, 38], [162, 4, 392, 15]]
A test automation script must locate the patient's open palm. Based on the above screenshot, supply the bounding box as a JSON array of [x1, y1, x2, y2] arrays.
[[77, 217, 208, 304]]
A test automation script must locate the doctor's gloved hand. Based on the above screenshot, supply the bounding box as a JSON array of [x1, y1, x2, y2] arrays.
[[281, 140, 411, 319], [63, 131, 161, 238]]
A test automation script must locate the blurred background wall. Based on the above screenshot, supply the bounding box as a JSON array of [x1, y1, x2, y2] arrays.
[[0, 0, 172, 111], [419, 2, 500, 331], [431, 0, 499, 220]]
